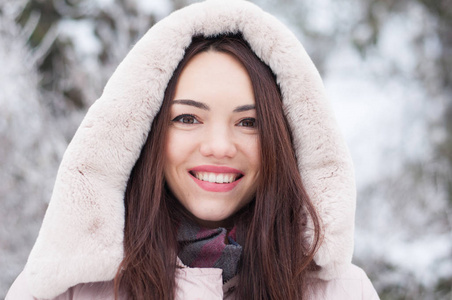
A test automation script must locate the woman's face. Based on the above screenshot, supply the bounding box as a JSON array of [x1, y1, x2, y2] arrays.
[[164, 51, 260, 228]]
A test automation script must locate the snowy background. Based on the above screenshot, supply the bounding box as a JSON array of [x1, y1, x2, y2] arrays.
[[1, 0, 451, 299]]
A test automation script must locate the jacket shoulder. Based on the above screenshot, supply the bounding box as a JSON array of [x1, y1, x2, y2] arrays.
[[6, 271, 118, 300], [307, 264, 380, 300], [6, 271, 37, 300]]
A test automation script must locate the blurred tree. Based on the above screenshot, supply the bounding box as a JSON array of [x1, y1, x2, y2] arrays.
[[1, 0, 64, 295], [418, 0, 452, 207], [16, 0, 162, 138], [346, 0, 452, 299]]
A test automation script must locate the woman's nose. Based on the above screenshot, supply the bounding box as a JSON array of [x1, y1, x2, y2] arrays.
[[199, 125, 237, 158]]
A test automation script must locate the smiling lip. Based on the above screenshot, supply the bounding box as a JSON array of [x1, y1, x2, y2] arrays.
[[189, 165, 243, 192]]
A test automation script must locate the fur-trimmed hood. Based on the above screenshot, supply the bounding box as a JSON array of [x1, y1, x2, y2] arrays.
[[25, 0, 356, 298]]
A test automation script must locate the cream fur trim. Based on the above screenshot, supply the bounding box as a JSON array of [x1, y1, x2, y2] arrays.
[[25, 0, 356, 298]]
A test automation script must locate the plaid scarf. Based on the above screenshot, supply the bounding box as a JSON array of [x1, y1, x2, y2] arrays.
[[177, 220, 242, 282]]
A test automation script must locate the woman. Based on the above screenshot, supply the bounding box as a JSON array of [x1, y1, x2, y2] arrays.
[[7, 0, 379, 299]]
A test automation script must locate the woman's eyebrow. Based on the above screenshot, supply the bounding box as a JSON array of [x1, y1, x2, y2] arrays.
[[172, 100, 255, 113], [172, 99, 209, 110], [233, 104, 255, 113]]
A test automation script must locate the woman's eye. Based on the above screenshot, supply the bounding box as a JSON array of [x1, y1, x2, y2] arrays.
[[172, 114, 200, 124], [237, 118, 256, 128]]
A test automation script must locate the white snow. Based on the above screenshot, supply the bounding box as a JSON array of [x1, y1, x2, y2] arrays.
[[58, 19, 101, 59], [136, 0, 173, 19]]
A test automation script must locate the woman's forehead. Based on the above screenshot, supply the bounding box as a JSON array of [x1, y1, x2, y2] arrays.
[[173, 51, 255, 109]]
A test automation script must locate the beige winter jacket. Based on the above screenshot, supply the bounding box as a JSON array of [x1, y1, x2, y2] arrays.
[[8, 263, 378, 299], [7, 0, 379, 299]]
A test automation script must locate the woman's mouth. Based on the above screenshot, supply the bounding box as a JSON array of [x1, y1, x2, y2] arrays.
[[188, 165, 244, 192]]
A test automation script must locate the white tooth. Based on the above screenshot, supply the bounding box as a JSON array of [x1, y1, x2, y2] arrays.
[[216, 174, 224, 183], [202, 172, 209, 182], [195, 172, 201, 180], [208, 173, 215, 183], [228, 174, 234, 183], [224, 174, 230, 183]]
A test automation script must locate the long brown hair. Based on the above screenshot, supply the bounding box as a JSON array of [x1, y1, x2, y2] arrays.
[[114, 34, 321, 299]]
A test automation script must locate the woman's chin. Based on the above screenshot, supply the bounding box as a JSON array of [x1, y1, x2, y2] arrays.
[[190, 212, 234, 228]]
